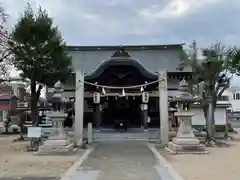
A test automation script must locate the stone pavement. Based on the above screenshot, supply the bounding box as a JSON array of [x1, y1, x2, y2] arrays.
[[70, 141, 161, 180]]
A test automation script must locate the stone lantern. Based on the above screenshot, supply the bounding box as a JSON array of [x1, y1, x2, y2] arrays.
[[38, 81, 74, 154], [167, 79, 206, 153], [51, 80, 64, 111]]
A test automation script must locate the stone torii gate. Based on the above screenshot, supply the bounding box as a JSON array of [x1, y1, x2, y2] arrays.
[[74, 69, 169, 146]]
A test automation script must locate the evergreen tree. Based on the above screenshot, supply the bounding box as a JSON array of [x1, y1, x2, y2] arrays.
[[8, 4, 72, 124]]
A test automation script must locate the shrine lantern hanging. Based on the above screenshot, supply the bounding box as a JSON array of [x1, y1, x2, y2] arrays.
[[142, 92, 149, 103], [93, 92, 100, 104]]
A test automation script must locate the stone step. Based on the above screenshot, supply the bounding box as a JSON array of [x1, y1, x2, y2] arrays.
[[92, 131, 160, 141], [37, 141, 75, 155], [167, 142, 208, 154]]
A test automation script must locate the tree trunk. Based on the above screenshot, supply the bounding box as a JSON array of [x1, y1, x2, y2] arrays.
[[36, 84, 43, 103], [203, 106, 208, 120], [203, 105, 210, 140], [18, 113, 25, 140], [30, 82, 43, 126], [204, 101, 216, 141], [30, 79, 38, 125], [5, 123, 8, 133], [4, 113, 10, 133], [35, 85, 43, 125], [19, 124, 24, 140]]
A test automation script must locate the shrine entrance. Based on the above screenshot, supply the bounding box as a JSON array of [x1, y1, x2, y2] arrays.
[[84, 49, 159, 131], [74, 49, 169, 144], [102, 96, 142, 128]]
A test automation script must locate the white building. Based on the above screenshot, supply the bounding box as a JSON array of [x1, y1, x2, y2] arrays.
[[222, 87, 240, 112], [221, 87, 240, 121]]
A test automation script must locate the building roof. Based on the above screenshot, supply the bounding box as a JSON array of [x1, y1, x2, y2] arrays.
[[67, 43, 191, 74], [66, 44, 185, 52], [229, 87, 240, 92]]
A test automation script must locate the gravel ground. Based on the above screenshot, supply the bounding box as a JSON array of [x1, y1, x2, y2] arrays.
[[157, 136, 240, 180], [0, 135, 82, 179]]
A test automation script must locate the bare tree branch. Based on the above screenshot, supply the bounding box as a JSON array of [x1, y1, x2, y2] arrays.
[[0, 6, 12, 83]]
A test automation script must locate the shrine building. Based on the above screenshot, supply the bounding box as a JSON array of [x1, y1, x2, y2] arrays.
[[46, 44, 192, 131]]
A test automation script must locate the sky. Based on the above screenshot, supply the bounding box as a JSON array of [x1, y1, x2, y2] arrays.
[[1, 0, 240, 85]]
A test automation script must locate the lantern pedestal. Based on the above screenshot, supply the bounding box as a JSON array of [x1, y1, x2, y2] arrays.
[[167, 111, 207, 154], [38, 111, 75, 155]]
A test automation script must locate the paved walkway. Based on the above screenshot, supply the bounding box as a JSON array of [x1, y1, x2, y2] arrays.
[[73, 141, 161, 180]]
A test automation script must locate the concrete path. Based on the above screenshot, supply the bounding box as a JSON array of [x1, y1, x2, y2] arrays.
[[73, 141, 161, 180]]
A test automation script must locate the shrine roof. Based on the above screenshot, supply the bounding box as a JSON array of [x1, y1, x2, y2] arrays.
[[67, 43, 191, 73], [66, 44, 185, 52]]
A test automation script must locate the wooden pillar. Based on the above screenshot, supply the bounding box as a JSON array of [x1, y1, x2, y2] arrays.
[[74, 70, 84, 146], [158, 69, 169, 145], [140, 104, 143, 128], [94, 103, 101, 130], [142, 103, 148, 131]]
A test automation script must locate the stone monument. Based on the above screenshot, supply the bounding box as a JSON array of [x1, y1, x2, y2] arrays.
[[167, 79, 206, 153], [38, 81, 75, 154]]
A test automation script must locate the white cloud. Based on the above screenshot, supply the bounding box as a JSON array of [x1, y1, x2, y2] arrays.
[[1, 0, 240, 85], [138, 0, 223, 21]]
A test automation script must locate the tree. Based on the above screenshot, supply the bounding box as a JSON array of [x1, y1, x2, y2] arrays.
[[182, 41, 235, 143], [0, 6, 11, 80], [8, 4, 72, 125]]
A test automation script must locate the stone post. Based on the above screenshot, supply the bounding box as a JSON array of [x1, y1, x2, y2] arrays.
[[158, 69, 169, 145], [74, 70, 84, 147], [88, 122, 93, 144]]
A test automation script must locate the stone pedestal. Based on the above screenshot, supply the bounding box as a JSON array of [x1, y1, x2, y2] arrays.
[[167, 111, 206, 153], [38, 111, 75, 155]]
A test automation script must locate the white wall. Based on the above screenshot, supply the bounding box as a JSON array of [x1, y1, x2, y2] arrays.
[[223, 88, 240, 111], [192, 108, 226, 126]]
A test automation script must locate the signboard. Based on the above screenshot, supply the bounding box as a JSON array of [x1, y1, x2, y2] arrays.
[[27, 127, 42, 138]]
